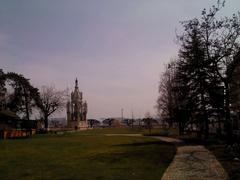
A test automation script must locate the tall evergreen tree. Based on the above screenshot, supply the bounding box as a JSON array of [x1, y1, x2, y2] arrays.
[[170, 0, 240, 139], [177, 19, 215, 138], [157, 60, 178, 127], [0, 72, 40, 120], [0, 69, 6, 110]]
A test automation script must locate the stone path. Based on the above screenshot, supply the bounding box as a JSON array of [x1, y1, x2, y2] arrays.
[[151, 136, 182, 144], [104, 134, 228, 179], [153, 137, 228, 180]]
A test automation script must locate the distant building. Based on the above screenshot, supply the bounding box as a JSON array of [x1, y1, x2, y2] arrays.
[[142, 118, 159, 125], [49, 118, 66, 128], [43, 118, 68, 130], [66, 79, 88, 130], [87, 119, 101, 128], [102, 118, 123, 127], [0, 110, 37, 139]]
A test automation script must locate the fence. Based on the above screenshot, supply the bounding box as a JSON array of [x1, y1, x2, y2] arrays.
[[0, 129, 36, 139]]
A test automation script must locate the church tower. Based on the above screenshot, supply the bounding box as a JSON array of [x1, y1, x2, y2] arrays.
[[66, 78, 88, 130]]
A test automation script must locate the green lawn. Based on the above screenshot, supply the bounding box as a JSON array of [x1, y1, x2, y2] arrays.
[[0, 130, 175, 180], [72, 127, 179, 137]]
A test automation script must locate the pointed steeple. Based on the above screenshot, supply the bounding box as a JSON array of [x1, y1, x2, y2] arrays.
[[75, 78, 78, 89]]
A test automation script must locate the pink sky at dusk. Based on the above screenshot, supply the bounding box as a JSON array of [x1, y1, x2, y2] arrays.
[[1, 0, 239, 119]]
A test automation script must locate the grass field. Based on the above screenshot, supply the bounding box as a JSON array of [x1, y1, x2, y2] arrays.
[[74, 127, 179, 137], [0, 129, 176, 180]]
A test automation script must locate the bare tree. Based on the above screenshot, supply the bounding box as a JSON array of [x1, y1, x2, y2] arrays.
[[38, 86, 66, 129], [157, 59, 178, 128], [143, 112, 153, 134], [167, 0, 240, 139], [198, 1, 240, 138]]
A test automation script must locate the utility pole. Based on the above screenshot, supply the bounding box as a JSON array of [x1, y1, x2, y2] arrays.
[[121, 108, 124, 122], [131, 110, 134, 128]]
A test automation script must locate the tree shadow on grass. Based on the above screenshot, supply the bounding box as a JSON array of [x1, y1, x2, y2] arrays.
[[89, 141, 175, 166], [114, 140, 172, 147]]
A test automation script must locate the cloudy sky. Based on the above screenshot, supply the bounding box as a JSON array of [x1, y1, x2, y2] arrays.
[[1, 0, 239, 119]]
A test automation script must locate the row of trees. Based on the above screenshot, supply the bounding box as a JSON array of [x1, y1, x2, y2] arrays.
[[157, 1, 240, 140], [0, 69, 66, 129]]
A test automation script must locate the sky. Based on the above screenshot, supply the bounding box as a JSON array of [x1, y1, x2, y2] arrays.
[[1, 0, 240, 119]]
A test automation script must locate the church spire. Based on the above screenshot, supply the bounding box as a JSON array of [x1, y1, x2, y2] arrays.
[[75, 78, 78, 88]]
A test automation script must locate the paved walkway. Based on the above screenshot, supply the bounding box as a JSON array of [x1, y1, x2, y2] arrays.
[[153, 137, 228, 180], [151, 136, 182, 144], [104, 134, 228, 179]]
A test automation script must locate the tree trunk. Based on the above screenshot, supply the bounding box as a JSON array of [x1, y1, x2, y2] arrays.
[[200, 88, 209, 139], [217, 108, 222, 136], [24, 89, 30, 120], [25, 102, 30, 120], [204, 113, 209, 139], [224, 81, 232, 141], [148, 124, 151, 134], [179, 121, 183, 135], [44, 115, 49, 130]]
